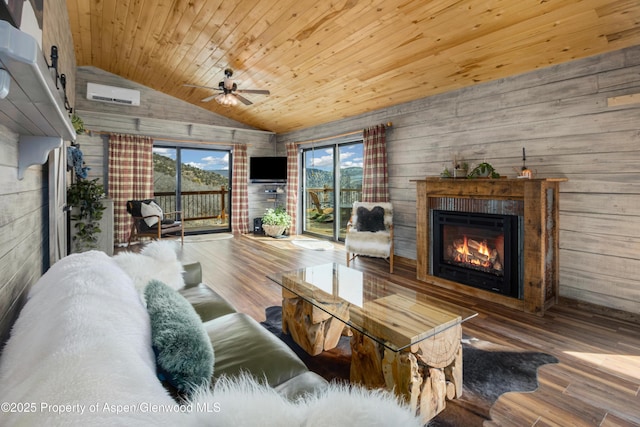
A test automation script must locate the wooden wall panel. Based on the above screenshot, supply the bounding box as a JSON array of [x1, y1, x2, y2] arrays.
[[0, 126, 46, 349], [278, 45, 640, 314]]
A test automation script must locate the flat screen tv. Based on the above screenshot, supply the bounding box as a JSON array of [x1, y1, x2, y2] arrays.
[[249, 156, 287, 183]]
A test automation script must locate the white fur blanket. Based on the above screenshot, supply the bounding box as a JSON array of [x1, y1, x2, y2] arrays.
[[189, 374, 423, 427], [113, 240, 185, 294], [0, 250, 180, 425], [0, 248, 421, 426]]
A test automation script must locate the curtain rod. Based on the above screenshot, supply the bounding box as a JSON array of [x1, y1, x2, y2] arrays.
[[294, 122, 392, 146], [88, 130, 251, 147]]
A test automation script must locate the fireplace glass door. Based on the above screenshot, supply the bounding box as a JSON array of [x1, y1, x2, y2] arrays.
[[432, 210, 521, 298]]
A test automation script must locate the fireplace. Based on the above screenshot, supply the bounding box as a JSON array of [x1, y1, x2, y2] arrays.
[[416, 178, 566, 315], [432, 211, 521, 298]]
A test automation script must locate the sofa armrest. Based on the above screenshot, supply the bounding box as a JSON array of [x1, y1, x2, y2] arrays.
[[182, 262, 202, 288]]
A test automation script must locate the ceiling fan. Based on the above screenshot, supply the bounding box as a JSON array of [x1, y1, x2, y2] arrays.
[[184, 69, 270, 106]]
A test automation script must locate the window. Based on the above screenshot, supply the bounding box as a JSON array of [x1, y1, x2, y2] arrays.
[[153, 146, 231, 233], [303, 141, 363, 240]]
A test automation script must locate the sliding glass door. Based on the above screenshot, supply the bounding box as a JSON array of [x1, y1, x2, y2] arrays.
[[304, 147, 334, 238], [303, 141, 363, 241], [337, 143, 364, 239], [153, 146, 231, 234]]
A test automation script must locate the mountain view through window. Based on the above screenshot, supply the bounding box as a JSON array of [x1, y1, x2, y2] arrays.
[[153, 147, 230, 232], [304, 142, 363, 240]]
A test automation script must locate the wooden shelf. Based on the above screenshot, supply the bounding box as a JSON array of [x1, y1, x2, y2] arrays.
[[0, 21, 76, 180], [415, 178, 567, 315]]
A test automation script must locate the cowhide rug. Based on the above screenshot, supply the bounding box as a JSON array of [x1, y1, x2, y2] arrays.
[[260, 306, 558, 426]]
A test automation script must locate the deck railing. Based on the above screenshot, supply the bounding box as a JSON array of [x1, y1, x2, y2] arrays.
[[154, 189, 228, 224], [306, 187, 361, 210], [153, 187, 360, 230]]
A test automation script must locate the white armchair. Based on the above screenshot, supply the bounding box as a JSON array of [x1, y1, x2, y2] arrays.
[[345, 202, 394, 273]]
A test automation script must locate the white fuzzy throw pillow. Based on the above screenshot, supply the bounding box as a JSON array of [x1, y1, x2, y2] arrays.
[[113, 240, 185, 294]]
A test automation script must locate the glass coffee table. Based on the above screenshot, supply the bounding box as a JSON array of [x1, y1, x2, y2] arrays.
[[268, 263, 477, 422]]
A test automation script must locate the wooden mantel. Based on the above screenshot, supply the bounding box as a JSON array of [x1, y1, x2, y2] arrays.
[[416, 178, 567, 315]]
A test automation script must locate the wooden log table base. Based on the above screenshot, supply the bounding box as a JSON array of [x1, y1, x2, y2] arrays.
[[281, 287, 464, 423], [281, 289, 348, 356], [350, 325, 463, 423]]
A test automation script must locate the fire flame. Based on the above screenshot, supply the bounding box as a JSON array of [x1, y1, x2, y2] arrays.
[[478, 241, 490, 257], [454, 236, 492, 267], [455, 236, 470, 262]]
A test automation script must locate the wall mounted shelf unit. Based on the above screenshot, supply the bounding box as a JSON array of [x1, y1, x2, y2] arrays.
[[0, 20, 75, 179]]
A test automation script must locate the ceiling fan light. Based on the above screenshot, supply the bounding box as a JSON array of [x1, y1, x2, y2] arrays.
[[215, 93, 238, 106]]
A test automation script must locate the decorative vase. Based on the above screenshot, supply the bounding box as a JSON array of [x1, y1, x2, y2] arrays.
[[453, 168, 467, 178], [262, 224, 286, 237]]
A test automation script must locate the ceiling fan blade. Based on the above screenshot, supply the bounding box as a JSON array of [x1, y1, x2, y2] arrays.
[[201, 94, 217, 102], [183, 83, 221, 91], [233, 93, 253, 105], [236, 89, 270, 95]]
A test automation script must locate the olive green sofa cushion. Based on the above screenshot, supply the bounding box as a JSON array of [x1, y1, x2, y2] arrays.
[[179, 262, 328, 399]]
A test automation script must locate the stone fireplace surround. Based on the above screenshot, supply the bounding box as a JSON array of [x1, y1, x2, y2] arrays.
[[415, 178, 566, 316]]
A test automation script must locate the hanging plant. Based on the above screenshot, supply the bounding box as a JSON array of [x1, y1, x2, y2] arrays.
[[71, 113, 85, 135], [67, 178, 106, 251]]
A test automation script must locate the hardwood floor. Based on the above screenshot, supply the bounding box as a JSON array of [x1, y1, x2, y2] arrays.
[[172, 234, 640, 426]]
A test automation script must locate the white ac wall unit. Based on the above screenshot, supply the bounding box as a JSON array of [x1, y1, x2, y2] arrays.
[[86, 82, 140, 106]]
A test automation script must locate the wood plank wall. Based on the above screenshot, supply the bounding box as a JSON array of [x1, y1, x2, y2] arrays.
[[0, 127, 46, 347], [278, 46, 640, 315], [0, 0, 75, 348], [72, 66, 276, 230]]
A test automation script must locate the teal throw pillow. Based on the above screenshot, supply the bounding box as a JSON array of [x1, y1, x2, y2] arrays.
[[145, 279, 214, 394]]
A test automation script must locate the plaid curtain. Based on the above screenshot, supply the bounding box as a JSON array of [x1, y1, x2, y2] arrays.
[[231, 144, 249, 234], [285, 142, 299, 235], [108, 133, 154, 244], [362, 124, 389, 202]]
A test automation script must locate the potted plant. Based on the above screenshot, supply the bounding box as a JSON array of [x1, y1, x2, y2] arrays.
[[441, 154, 468, 178], [467, 162, 500, 179], [262, 206, 292, 237], [67, 178, 106, 252]]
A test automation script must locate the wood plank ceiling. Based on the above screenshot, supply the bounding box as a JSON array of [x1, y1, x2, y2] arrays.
[[65, 0, 640, 134]]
